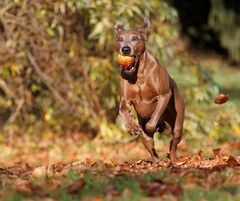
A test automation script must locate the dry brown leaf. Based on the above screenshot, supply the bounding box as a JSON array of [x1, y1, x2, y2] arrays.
[[66, 178, 85, 194], [212, 148, 221, 158], [174, 157, 188, 166], [188, 150, 205, 165], [214, 94, 229, 104], [91, 197, 103, 201], [169, 183, 183, 197], [136, 159, 145, 165], [142, 179, 183, 198], [219, 143, 240, 156], [32, 166, 47, 178], [226, 156, 239, 167], [121, 188, 131, 198], [0, 164, 32, 177], [46, 178, 62, 190], [15, 179, 32, 193], [151, 182, 167, 196], [52, 163, 66, 174], [105, 185, 119, 200]]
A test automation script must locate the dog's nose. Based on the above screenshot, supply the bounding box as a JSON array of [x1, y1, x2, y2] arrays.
[[121, 46, 131, 55]]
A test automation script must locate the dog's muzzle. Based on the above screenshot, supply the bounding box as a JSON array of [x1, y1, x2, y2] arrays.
[[121, 46, 131, 55]]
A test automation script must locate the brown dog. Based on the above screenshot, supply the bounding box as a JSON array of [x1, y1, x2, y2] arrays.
[[115, 18, 185, 163]]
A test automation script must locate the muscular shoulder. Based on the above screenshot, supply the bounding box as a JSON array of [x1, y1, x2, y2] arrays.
[[146, 52, 170, 94], [120, 77, 137, 99]]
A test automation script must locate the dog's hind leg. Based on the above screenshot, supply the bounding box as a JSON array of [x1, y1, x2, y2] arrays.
[[168, 88, 185, 162]]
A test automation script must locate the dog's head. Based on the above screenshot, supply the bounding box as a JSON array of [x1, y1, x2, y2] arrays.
[[115, 18, 150, 75]]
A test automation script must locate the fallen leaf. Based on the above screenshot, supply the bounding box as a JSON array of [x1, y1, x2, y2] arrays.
[[214, 94, 229, 104], [226, 156, 239, 168], [92, 197, 103, 201], [147, 181, 167, 197], [32, 166, 47, 178], [142, 179, 183, 198], [169, 183, 183, 197], [66, 178, 85, 194], [121, 188, 131, 198], [188, 150, 205, 164], [46, 178, 62, 190], [15, 179, 32, 193], [212, 148, 221, 157], [219, 143, 240, 156], [105, 185, 119, 200], [174, 157, 188, 166]]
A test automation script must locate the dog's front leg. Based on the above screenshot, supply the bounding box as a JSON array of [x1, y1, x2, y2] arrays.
[[120, 101, 158, 161], [119, 98, 141, 135], [145, 92, 171, 133]]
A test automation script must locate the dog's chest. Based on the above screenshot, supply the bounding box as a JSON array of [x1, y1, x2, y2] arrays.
[[127, 79, 156, 101]]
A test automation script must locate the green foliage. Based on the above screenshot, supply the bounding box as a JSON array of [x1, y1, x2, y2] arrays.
[[209, 0, 240, 63], [0, 0, 178, 136]]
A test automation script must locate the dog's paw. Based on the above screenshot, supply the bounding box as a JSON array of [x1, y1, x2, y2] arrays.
[[126, 122, 141, 135], [129, 125, 142, 135]]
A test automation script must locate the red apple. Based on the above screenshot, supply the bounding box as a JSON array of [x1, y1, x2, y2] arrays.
[[117, 54, 135, 69], [214, 93, 229, 104]]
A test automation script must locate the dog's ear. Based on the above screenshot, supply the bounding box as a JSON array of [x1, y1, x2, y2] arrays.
[[143, 17, 150, 30], [138, 17, 150, 40], [114, 20, 125, 33]]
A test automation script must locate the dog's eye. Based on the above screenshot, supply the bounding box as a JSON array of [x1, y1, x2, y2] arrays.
[[117, 37, 124, 42], [131, 36, 139, 42]]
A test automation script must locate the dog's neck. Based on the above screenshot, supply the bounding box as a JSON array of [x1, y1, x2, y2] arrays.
[[137, 49, 148, 76]]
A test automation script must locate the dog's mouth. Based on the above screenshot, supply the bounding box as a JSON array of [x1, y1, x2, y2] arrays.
[[122, 55, 138, 75]]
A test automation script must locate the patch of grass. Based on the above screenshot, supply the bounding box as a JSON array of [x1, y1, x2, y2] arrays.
[[50, 170, 107, 200], [82, 170, 106, 195], [65, 170, 81, 181], [111, 175, 142, 192], [143, 170, 167, 182], [6, 193, 24, 201], [182, 186, 239, 201], [222, 185, 238, 195], [110, 175, 145, 201], [53, 191, 72, 201]]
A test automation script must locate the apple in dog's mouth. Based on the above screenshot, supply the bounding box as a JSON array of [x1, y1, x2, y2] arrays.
[[117, 54, 135, 69], [117, 54, 138, 75]]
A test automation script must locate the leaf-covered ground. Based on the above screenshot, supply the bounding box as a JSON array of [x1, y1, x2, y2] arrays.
[[0, 133, 240, 201]]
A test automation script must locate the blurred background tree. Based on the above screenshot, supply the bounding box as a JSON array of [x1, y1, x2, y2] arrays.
[[171, 0, 240, 63], [0, 0, 239, 143]]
